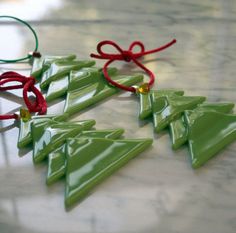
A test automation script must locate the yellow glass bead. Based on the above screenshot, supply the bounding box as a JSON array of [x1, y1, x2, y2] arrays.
[[137, 83, 150, 94], [20, 109, 31, 122]]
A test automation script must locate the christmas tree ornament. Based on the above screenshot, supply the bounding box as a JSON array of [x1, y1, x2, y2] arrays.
[[151, 93, 206, 132], [64, 73, 143, 116], [65, 137, 153, 207], [90, 39, 236, 169], [47, 128, 124, 185], [1, 15, 236, 209], [45, 67, 118, 102], [0, 16, 154, 208], [169, 102, 235, 150], [90, 39, 205, 133], [40, 59, 95, 89], [31, 54, 77, 79], [17, 114, 68, 148], [32, 119, 96, 163], [138, 89, 185, 119], [184, 110, 236, 168]]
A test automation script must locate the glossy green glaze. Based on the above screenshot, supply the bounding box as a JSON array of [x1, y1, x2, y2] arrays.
[[170, 102, 235, 150], [69, 67, 118, 91], [45, 67, 117, 102], [184, 110, 236, 168], [139, 89, 184, 120], [31, 57, 44, 79], [64, 137, 153, 208], [45, 75, 69, 102], [32, 120, 95, 163], [64, 74, 143, 116], [46, 128, 125, 185], [151, 94, 206, 132], [40, 60, 95, 89], [169, 115, 186, 150], [31, 54, 76, 80], [80, 128, 124, 139], [47, 145, 66, 185], [17, 115, 67, 149]]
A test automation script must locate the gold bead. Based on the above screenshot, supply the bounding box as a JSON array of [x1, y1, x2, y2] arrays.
[[20, 109, 31, 122], [137, 83, 150, 94]]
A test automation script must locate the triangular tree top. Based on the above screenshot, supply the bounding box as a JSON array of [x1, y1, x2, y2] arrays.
[[17, 114, 68, 149], [32, 119, 95, 163], [139, 89, 184, 120]]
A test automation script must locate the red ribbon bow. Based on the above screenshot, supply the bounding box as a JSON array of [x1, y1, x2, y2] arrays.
[[0, 71, 47, 120], [90, 39, 176, 92]]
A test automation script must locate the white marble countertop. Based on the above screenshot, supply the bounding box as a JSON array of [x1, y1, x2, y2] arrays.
[[0, 0, 236, 232]]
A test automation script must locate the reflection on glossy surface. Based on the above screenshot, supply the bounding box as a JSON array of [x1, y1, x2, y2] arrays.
[[151, 93, 206, 132], [47, 128, 124, 185], [170, 102, 235, 150], [47, 144, 66, 185], [46, 67, 118, 102], [69, 67, 117, 91], [32, 120, 95, 163], [31, 54, 76, 79], [64, 74, 143, 116], [139, 89, 184, 119], [65, 137, 153, 207], [185, 110, 236, 168], [40, 60, 95, 89], [68, 67, 102, 91], [45, 75, 69, 102], [17, 114, 65, 148]]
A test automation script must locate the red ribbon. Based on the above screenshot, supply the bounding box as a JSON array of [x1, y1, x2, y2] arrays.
[[0, 71, 47, 120], [90, 39, 176, 92]]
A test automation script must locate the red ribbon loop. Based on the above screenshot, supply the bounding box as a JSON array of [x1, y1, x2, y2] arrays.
[[91, 39, 177, 92], [0, 71, 47, 120]]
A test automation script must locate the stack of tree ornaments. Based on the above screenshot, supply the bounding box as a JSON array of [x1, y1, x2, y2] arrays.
[[17, 54, 152, 208], [29, 53, 236, 170], [138, 90, 236, 168], [2, 15, 235, 209]]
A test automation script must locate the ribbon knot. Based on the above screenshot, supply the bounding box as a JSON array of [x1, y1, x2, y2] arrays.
[[121, 50, 133, 62], [90, 39, 177, 93], [0, 71, 47, 120]]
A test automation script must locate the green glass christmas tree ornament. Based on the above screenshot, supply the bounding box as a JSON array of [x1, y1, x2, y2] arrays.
[[40, 60, 96, 89], [45, 75, 69, 102], [17, 114, 68, 149], [184, 110, 236, 168], [64, 137, 153, 208], [46, 128, 125, 185], [32, 119, 95, 163], [69, 67, 118, 91], [64, 74, 144, 116], [138, 89, 184, 120], [151, 93, 206, 132], [170, 102, 235, 150], [45, 67, 118, 102], [31, 54, 77, 79]]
